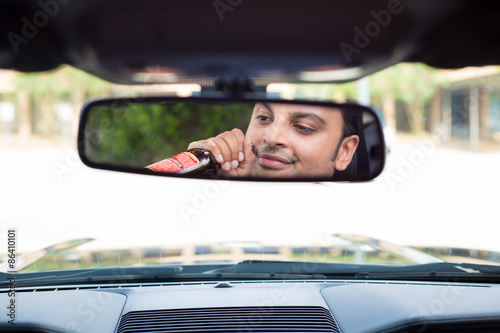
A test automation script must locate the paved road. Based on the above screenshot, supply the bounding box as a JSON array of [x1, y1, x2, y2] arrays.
[[1, 139, 500, 254]]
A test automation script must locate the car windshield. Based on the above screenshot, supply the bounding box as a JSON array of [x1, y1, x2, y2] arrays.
[[2, 63, 500, 279]]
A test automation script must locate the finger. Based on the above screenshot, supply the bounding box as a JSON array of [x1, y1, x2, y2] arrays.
[[218, 138, 254, 178], [188, 139, 224, 164], [217, 130, 241, 163], [210, 136, 233, 171], [187, 140, 201, 151], [230, 128, 246, 161], [242, 138, 255, 164]]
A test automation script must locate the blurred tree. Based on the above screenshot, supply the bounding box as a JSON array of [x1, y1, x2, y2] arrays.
[[370, 63, 440, 133], [12, 66, 111, 137]]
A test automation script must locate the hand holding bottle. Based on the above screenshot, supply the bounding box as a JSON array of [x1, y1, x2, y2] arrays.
[[187, 128, 255, 177]]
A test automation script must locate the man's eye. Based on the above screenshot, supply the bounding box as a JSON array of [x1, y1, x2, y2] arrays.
[[256, 115, 271, 122], [294, 124, 315, 134]]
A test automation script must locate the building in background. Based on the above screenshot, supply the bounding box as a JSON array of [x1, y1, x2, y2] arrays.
[[428, 66, 500, 149]]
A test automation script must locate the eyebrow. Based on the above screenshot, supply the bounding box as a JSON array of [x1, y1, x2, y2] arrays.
[[261, 102, 274, 113], [257, 103, 327, 125], [290, 112, 326, 125]]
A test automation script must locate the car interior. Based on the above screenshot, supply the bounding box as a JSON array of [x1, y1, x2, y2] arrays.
[[1, 0, 500, 332]]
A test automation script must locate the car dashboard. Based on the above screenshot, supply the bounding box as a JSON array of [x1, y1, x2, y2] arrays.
[[2, 279, 500, 333]]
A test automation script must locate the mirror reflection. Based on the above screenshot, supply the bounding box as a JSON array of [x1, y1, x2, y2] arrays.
[[80, 98, 385, 181]]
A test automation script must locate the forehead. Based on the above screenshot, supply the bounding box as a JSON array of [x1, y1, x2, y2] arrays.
[[253, 103, 343, 122]]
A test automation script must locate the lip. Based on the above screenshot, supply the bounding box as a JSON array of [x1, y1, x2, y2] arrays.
[[258, 154, 292, 169]]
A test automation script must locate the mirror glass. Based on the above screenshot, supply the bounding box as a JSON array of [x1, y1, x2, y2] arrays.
[[78, 97, 385, 181]]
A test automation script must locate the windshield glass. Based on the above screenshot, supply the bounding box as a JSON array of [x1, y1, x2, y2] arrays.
[[2, 64, 500, 277]]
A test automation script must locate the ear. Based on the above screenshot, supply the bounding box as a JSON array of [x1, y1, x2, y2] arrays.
[[334, 135, 360, 171]]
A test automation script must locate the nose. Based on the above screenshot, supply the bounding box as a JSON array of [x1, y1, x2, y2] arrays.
[[263, 121, 287, 147]]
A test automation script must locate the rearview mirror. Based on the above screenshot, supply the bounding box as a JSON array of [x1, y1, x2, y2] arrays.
[[78, 97, 385, 181]]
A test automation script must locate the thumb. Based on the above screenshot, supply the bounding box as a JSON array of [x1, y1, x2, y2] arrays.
[[229, 138, 255, 177], [242, 138, 256, 166]]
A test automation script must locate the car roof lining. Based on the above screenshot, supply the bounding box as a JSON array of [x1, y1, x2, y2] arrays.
[[1, 0, 500, 86]]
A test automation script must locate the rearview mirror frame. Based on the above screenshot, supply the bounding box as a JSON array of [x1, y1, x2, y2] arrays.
[[77, 96, 386, 182]]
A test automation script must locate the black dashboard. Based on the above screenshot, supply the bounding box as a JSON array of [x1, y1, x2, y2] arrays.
[[2, 280, 500, 332]]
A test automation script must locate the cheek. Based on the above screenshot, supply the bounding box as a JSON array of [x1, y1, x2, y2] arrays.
[[293, 136, 338, 169], [295, 135, 330, 157], [298, 148, 336, 175], [292, 140, 322, 164], [246, 123, 262, 143]]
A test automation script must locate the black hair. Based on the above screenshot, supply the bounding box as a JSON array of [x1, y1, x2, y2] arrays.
[[340, 108, 362, 138], [331, 108, 362, 161]]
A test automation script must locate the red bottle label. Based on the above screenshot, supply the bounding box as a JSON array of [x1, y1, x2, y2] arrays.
[[146, 152, 199, 173]]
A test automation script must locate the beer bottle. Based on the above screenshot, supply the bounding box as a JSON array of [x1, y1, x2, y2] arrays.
[[145, 148, 219, 176]]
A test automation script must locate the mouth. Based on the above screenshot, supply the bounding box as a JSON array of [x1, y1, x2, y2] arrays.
[[258, 153, 293, 169]]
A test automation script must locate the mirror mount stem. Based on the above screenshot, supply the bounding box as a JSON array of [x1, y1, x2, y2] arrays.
[[202, 78, 267, 95]]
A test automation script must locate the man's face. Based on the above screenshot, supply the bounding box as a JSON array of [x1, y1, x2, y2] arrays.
[[245, 102, 358, 178]]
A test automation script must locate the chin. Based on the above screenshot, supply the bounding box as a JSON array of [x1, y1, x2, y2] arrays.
[[253, 166, 294, 178]]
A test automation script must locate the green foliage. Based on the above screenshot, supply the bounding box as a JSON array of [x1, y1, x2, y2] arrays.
[[281, 64, 440, 105], [12, 65, 111, 99], [370, 63, 440, 104], [284, 83, 358, 101], [337, 82, 358, 101], [85, 101, 253, 167]]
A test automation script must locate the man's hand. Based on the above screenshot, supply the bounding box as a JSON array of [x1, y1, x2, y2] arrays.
[[187, 128, 255, 177]]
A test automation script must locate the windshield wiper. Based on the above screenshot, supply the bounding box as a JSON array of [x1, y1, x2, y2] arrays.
[[204, 260, 500, 282], [0, 264, 322, 289], [0, 266, 187, 288], [3, 261, 499, 289]]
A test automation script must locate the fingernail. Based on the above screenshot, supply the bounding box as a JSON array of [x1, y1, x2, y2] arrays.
[[217, 154, 224, 163], [231, 160, 239, 169], [223, 162, 230, 171], [239, 152, 244, 161]]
